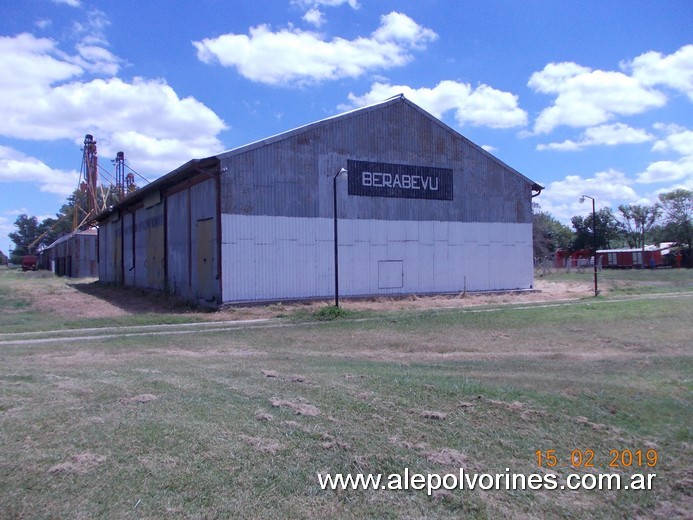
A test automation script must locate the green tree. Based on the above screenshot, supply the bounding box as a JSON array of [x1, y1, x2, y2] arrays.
[[532, 204, 573, 260], [59, 189, 91, 230], [6, 182, 123, 265], [8, 214, 41, 264], [7, 211, 75, 264], [66, 185, 121, 227], [0, 250, 8, 266], [38, 216, 72, 247], [571, 207, 622, 252], [659, 188, 692, 267], [617, 204, 661, 249]]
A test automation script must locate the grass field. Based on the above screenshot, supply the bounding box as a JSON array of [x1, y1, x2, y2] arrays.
[[0, 268, 691, 518]]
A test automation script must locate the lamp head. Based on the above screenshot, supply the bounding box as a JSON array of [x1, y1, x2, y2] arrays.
[[579, 196, 585, 204], [339, 168, 348, 176]]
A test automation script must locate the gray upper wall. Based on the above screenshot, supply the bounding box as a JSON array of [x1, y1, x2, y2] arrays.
[[218, 96, 539, 224]]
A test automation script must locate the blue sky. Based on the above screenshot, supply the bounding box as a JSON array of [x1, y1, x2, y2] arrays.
[[1, 0, 692, 255]]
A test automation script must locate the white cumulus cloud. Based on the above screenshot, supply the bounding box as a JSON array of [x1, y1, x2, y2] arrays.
[[0, 33, 227, 177], [69, 7, 111, 47], [372, 12, 437, 47], [529, 63, 666, 134], [0, 145, 79, 196], [72, 43, 122, 75], [636, 124, 693, 186], [544, 169, 639, 202], [651, 124, 693, 155], [537, 123, 654, 151], [302, 8, 325, 27], [0, 33, 83, 91], [529, 45, 693, 135], [636, 157, 693, 185], [343, 80, 527, 129], [193, 12, 437, 85], [292, 0, 359, 9], [536, 169, 643, 223], [52, 0, 81, 6], [625, 44, 693, 101]]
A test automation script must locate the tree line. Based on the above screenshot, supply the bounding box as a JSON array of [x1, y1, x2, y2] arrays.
[[535, 189, 691, 267], [4, 187, 124, 265]]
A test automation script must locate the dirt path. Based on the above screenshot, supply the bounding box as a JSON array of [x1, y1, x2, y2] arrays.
[[17, 277, 595, 321], [2, 290, 690, 347]]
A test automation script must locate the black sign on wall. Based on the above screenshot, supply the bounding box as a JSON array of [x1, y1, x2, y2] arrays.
[[347, 160, 453, 201]]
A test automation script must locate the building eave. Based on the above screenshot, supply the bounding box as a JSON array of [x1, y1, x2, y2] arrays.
[[43, 228, 97, 251], [94, 156, 220, 222]]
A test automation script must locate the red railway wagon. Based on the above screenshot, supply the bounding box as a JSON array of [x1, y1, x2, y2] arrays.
[[597, 247, 665, 269], [21, 255, 38, 271]]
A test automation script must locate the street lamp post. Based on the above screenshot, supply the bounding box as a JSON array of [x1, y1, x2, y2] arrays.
[[579, 195, 598, 297], [333, 168, 348, 307]]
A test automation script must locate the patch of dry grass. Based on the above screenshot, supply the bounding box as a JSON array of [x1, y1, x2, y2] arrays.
[[0, 268, 691, 518]]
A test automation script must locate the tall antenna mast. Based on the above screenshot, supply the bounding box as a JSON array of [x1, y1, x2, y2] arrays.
[[115, 150, 125, 200], [80, 134, 99, 218]]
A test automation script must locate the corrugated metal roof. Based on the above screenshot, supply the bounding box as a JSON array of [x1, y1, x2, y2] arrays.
[[216, 94, 540, 189], [217, 95, 407, 158], [597, 244, 672, 253], [94, 157, 219, 222], [43, 228, 97, 251]]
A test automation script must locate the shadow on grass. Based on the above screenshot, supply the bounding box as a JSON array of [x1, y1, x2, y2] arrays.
[[68, 280, 209, 315]]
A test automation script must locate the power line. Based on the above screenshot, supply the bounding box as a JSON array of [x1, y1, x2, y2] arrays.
[[124, 163, 150, 185], [97, 162, 117, 185]]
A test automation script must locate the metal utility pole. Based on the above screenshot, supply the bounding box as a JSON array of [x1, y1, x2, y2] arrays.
[[580, 195, 598, 297], [333, 168, 348, 307]]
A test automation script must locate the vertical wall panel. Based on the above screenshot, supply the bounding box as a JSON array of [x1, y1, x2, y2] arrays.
[[166, 190, 190, 298], [99, 220, 117, 283], [190, 178, 219, 303], [123, 213, 135, 286], [145, 202, 165, 291], [114, 218, 123, 284], [134, 208, 147, 288], [195, 218, 216, 302]]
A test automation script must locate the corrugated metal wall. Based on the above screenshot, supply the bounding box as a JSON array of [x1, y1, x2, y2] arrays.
[[47, 231, 98, 278], [166, 177, 218, 303], [123, 212, 135, 286], [221, 214, 532, 301], [98, 215, 117, 283], [166, 189, 190, 298], [97, 174, 220, 304], [133, 207, 147, 287], [74, 233, 98, 277], [145, 202, 165, 291], [189, 179, 218, 303]]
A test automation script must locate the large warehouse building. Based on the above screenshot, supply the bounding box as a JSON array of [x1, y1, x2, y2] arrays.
[[96, 95, 542, 305]]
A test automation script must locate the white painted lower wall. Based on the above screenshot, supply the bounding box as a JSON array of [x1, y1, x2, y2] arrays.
[[221, 214, 533, 303]]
